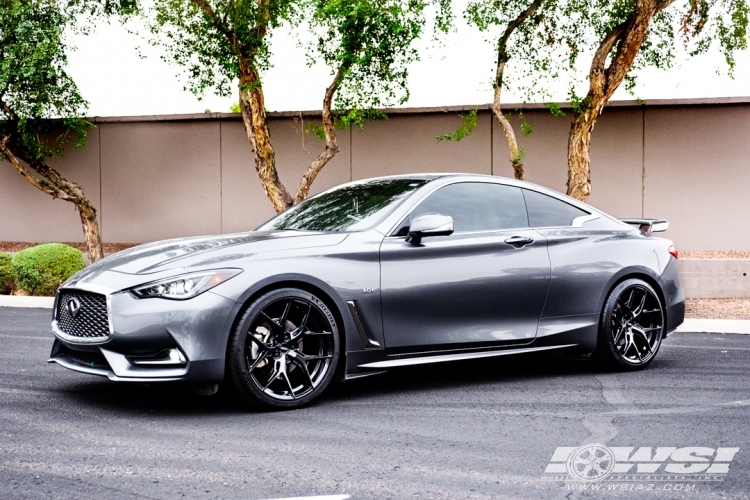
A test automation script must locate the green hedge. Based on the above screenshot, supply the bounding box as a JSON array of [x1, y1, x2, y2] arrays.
[[12, 244, 85, 296], [0, 253, 14, 294]]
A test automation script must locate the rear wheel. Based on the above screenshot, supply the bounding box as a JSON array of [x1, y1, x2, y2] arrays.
[[227, 288, 340, 409], [593, 278, 664, 371]]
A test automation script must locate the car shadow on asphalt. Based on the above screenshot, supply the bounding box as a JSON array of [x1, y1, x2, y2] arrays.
[[50, 352, 612, 416]]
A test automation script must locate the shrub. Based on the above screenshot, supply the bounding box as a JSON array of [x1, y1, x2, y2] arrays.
[[12, 243, 85, 296], [0, 253, 14, 294]]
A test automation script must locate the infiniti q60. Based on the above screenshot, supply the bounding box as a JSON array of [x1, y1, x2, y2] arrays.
[[49, 174, 685, 409]]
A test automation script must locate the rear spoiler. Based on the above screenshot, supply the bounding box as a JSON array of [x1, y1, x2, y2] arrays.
[[620, 218, 669, 233]]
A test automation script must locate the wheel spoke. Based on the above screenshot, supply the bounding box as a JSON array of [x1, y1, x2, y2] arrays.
[[263, 358, 283, 390], [279, 299, 293, 331], [632, 327, 653, 353], [612, 325, 625, 345], [260, 311, 281, 330], [248, 350, 269, 372], [632, 338, 643, 361], [625, 289, 636, 310], [288, 353, 314, 388], [289, 303, 313, 342], [632, 291, 647, 317], [282, 372, 296, 400], [247, 334, 271, 351]]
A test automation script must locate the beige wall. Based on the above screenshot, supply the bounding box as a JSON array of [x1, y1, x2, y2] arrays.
[[1, 101, 749, 250]]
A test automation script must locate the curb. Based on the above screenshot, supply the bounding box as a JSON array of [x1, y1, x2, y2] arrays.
[[0, 296, 54, 309]]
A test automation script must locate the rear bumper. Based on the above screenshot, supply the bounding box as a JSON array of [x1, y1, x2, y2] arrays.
[[660, 256, 685, 336]]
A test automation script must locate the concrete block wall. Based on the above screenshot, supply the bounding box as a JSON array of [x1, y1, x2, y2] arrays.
[[679, 259, 750, 298], [2, 98, 750, 251]]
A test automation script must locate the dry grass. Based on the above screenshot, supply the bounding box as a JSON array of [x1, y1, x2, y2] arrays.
[[0, 242, 138, 254], [685, 299, 750, 319]]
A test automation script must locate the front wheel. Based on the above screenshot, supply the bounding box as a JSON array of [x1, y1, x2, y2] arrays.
[[226, 288, 340, 410], [593, 278, 665, 371]]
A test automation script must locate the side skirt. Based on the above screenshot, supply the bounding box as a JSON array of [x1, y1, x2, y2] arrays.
[[357, 343, 577, 370]]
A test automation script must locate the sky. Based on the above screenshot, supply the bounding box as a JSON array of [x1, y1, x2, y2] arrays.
[[65, 14, 750, 118]]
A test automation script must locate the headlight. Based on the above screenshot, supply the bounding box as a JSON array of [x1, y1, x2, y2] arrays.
[[131, 269, 241, 300]]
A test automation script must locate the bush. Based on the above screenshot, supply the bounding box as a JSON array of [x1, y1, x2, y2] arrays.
[[0, 253, 14, 294], [12, 243, 85, 296]]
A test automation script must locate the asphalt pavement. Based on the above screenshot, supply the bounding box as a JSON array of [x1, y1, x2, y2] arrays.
[[1, 307, 749, 500]]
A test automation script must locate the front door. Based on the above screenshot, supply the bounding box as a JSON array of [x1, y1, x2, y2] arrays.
[[379, 181, 551, 353]]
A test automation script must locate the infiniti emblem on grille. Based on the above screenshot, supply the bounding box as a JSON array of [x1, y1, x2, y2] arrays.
[[67, 297, 82, 318]]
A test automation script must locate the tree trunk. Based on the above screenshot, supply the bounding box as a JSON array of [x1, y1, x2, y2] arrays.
[[567, 0, 675, 201], [238, 60, 293, 213], [491, 0, 545, 181], [295, 67, 344, 203], [78, 204, 103, 262], [0, 136, 105, 262]]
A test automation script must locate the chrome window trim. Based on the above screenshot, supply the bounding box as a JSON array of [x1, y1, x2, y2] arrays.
[[571, 214, 600, 228]]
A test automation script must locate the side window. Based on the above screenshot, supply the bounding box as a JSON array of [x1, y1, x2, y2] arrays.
[[409, 182, 529, 233], [522, 189, 589, 227]]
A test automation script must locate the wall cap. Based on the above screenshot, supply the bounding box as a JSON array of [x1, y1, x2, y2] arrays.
[[89, 96, 750, 123]]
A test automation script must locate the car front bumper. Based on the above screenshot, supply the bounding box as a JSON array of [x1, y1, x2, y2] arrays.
[[49, 289, 239, 383]]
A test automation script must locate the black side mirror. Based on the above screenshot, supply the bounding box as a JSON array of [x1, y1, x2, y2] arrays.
[[406, 214, 454, 245]]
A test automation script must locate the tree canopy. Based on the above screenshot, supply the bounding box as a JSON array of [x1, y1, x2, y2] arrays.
[[148, 0, 431, 212], [0, 0, 134, 260]]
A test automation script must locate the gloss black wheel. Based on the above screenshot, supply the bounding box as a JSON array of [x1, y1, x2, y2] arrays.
[[594, 278, 664, 371], [227, 288, 340, 409]]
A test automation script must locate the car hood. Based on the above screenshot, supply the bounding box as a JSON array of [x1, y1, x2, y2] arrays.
[[69, 231, 349, 285]]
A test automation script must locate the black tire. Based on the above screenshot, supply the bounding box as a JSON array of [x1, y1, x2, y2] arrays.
[[593, 278, 665, 371], [226, 288, 340, 410]]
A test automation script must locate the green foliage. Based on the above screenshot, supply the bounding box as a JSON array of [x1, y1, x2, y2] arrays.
[[229, 102, 241, 113], [545, 102, 566, 117], [520, 121, 533, 137], [306, 108, 388, 140], [0, 253, 14, 295], [146, 0, 299, 98], [514, 110, 532, 136], [12, 244, 85, 296], [308, 0, 427, 112], [463, 0, 590, 103], [562, 0, 749, 99], [337, 107, 388, 131], [436, 109, 478, 142], [0, 0, 95, 163]]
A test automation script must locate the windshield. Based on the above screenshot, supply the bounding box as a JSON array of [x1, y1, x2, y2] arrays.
[[258, 178, 428, 232]]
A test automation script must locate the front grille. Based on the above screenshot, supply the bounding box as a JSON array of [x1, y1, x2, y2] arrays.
[[56, 290, 110, 339]]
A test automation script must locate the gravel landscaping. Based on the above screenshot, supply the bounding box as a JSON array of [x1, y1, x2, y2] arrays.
[[686, 298, 750, 319], [681, 250, 750, 259]]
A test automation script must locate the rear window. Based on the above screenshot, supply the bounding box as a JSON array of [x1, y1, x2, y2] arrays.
[[522, 189, 589, 227]]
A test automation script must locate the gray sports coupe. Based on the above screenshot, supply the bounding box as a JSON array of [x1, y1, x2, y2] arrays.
[[49, 174, 685, 409]]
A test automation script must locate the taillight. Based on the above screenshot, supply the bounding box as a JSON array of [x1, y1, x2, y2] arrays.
[[668, 244, 678, 259]]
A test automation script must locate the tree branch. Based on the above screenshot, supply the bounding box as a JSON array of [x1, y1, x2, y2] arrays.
[[190, 0, 238, 49], [295, 66, 344, 203], [0, 136, 74, 201]]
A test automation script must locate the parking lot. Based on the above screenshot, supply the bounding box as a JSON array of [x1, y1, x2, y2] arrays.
[[1, 307, 749, 499]]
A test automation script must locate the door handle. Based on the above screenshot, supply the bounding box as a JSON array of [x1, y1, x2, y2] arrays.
[[504, 236, 534, 247]]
